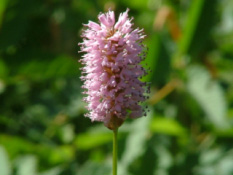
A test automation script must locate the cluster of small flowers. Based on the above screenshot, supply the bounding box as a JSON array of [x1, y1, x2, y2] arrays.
[[79, 9, 150, 129]]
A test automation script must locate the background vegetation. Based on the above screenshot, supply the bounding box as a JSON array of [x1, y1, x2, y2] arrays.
[[0, 0, 233, 175]]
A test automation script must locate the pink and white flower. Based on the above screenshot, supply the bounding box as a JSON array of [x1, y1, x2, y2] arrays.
[[79, 9, 149, 129]]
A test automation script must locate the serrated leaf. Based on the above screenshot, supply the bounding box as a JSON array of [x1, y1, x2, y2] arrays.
[[187, 65, 229, 129], [0, 145, 11, 175]]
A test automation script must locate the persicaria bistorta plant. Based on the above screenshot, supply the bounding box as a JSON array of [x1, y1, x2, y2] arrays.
[[79, 9, 149, 130]]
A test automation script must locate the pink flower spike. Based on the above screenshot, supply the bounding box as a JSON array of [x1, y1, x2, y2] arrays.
[[79, 9, 149, 130], [87, 21, 101, 31], [115, 8, 129, 29]]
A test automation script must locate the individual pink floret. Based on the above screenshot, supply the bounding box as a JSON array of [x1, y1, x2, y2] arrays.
[[79, 9, 149, 129]]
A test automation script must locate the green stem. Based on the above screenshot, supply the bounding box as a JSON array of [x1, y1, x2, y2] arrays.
[[113, 128, 118, 175]]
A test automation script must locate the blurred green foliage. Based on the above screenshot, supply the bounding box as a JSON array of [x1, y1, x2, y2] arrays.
[[0, 0, 233, 175]]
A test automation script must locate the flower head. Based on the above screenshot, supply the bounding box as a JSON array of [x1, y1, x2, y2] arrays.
[[79, 9, 149, 129]]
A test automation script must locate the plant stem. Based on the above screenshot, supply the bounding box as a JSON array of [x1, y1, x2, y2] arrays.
[[113, 128, 118, 175]]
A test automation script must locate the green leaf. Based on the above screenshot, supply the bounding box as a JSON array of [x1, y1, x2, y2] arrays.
[[0, 134, 75, 165], [74, 126, 112, 150], [48, 145, 75, 164], [15, 155, 37, 175], [215, 0, 233, 54], [0, 0, 8, 27], [142, 34, 160, 83], [0, 145, 11, 175], [0, 59, 8, 78], [187, 65, 229, 129], [119, 111, 152, 175], [175, 0, 217, 60], [178, 0, 205, 55], [18, 55, 77, 81], [122, 0, 148, 10], [196, 148, 233, 175], [0, 135, 35, 158], [39, 167, 62, 175], [143, 33, 171, 85], [59, 124, 75, 144], [153, 144, 172, 175], [78, 161, 111, 175], [150, 117, 186, 137], [199, 147, 223, 165], [214, 128, 233, 137]]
